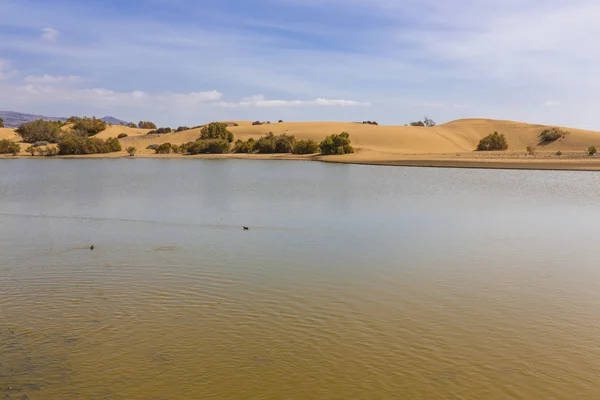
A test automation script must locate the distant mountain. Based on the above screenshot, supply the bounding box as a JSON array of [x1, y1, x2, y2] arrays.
[[0, 111, 128, 127], [0, 110, 66, 127], [99, 116, 128, 125]]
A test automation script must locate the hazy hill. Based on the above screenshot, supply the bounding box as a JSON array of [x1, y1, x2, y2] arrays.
[[0, 111, 127, 127]]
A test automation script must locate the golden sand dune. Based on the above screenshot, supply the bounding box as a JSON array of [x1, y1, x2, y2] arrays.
[[5, 119, 600, 170]]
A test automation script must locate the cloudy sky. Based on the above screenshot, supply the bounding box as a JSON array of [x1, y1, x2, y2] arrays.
[[1, 0, 599, 127]]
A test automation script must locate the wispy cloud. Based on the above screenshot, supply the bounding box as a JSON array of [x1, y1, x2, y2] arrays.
[[0, 59, 16, 80], [25, 74, 82, 84], [216, 94, 370, 108], [40, 27, 59, 42]]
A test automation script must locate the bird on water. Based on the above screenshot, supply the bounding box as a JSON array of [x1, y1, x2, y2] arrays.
[[243, 226, 249, 230]]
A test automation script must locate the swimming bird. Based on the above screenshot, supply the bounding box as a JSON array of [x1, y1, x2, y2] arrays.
[[90, 245, 94, 250], [243, 226, 249, 230]]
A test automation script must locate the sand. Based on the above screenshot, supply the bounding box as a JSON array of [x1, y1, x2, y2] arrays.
[[4, 119, 600, 170]]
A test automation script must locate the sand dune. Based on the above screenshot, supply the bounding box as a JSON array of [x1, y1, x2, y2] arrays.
[[4, 119, 600, 170]]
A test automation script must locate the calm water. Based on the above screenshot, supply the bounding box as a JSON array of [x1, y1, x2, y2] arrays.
[[2, 159, 600, 399]]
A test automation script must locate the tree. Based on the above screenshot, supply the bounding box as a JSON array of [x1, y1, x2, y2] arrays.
[[16, 119, 62, 143], [423, 117, 436, 127], [57, 134, 121, 155], [138, 121, 157, 129], [253, 132, 296, 153], [25, 145, 36, 156], [539, 127, 567, 145], [199, 122, 234, 143], [186, 139, 230, 154], [0, 139, 20, 155], [155, 143, 172, 154], [476, 132, 508, 151], [233, 138, 256, 153], [72, 117, 107, 136], [126, 122, 137, 128], [589, 146, 597, 156], [319, 132, 354, 155], [0, 117, 4, 128], [292, 139, 319, 154], [126, 146, 137, 156]]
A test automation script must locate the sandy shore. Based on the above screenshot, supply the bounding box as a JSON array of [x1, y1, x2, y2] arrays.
[[4, 118, 600, 171]]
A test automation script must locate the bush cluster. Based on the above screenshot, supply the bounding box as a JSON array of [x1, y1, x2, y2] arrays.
[[176, 126, 190, 132], [138, 121, 157, 129], [57, 135, 121, 155], [476, 132, 508, 151], [187, 139, 230, 154], [0, 139, 20, 155], [126, 146, 136, 156], [292, 139, 319, 154], [252, 121, 271, 126], [200, 122, 234, 142], [254, 132, 296, 153], [409, 121, 426, 127], [72, 117, 107, 136], [155, 143, 172, 154], [16, 119, 62, 143], [319, 132, 354, 155], [233, 138, 256, 153], [589, 146, 597, 156], [149, 127, 172, 134], [539, 127, 567, 145], [361, 121, 378, 125], [118, 133, 128, 139]]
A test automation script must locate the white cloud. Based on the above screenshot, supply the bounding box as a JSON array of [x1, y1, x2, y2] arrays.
[[545, 100, 561, 107], [25, 74, 82, 83], [216, 94, 370, 108], [41, 27, 59, 42], [0, 59, 14, 80]]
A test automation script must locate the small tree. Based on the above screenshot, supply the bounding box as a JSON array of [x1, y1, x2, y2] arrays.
[[589, 146, 597, 156], [126, 122, 137, 128], [0, 117, 4, 128], [319, 132, 354, 155], [25, 145, 36, 156], [200, 122, 234, 142], [423, 117, 436, 127], [539, 127, 567, 145], [72, 117, 107, 136], [138, 121, 157, 129], [556, 150, 562, 156], [16, 119, 62, 143], [0, 139, 20, 155], [126, 146, 136, 156], [476, 132, 508, 151], [155, 143, 172, 154], [187, 139, 230, 154], [233, 138, 256, 153]]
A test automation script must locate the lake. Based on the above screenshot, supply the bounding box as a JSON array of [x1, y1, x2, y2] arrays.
[[2, 159, 600, 399]]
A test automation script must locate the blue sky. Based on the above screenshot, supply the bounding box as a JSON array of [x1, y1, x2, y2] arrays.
[[1, 0, 600, 127]]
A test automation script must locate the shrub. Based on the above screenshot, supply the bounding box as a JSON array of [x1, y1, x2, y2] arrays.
[[171, 144, 180, 154], [278, 120, 283, 123], [526, 146, 535, 155], [362, 121, 379, 125], [138, 121, 157, 129], [149, 127, 172, 134], [0, 117, 4, 128], [292, 139, 319, 154], [126, 146, 136, 156], [187, 139, 230, 154], [118, 133, 128, 139], [252, 121, 263, 126], [254, 132, 296, 153], [72, 117, 107, 136], [0, 139, 20, 155], [16, 119, 62, 143], [589, 146, 597, 156], [539, 127, 567, 145], [319, 132, 354, 155], [424, 117, 436, 127], [57, 135, 121, 155], [146, 144, 159, 150], [155, 143, 172, 154], [233, 138, 256, 153], [25, 145, 36, 156], [476, 132, 508, 151], [176, 126, 190, 132], [126, 122, 137, 128], [556, 150, 562, 156], [199, 122, 234, 143], [409, 121, 425, 127], [233, 123, 239, 127], [38, 146, 58, 157]]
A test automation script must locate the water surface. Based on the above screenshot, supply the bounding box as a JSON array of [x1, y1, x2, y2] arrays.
[[2, 159, 600, 399]]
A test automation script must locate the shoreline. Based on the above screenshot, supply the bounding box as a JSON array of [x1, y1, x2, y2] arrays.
[[4, 151, 600, 171]]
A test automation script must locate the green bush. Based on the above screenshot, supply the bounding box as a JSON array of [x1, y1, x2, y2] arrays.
[[176, 126, 190, 132], [476, 132, 508, 151], [589, 146, 597, 156], [319, 132, 354, 155], [38, 146, 58, 157], [200, 122, 234, 143], [187, 139, 230, 154], [57, 135, 121, 155], [138, 121, 157, 129], [155, 143, 172, 154], [16, 119, 62, 143], [126, 122, 137, 128], [292, 139, 319, 154], [118, 133, 128, 139], [233, 138, 256, 153], [254, 132, 296, 153], [25, 145, 36, 156], [149, 127, 172, 134], [126, 146, 136, 156], [539, 127, 567, 145], [0, 139, 20, 155], [72, 117, 107, 136], [556, 150, 562, 156]]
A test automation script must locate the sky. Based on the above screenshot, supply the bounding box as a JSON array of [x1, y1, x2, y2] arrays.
[[1, 0, 600, 127]]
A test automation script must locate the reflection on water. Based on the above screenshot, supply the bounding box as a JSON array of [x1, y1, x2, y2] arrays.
[[2, 159, 600, 399]]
